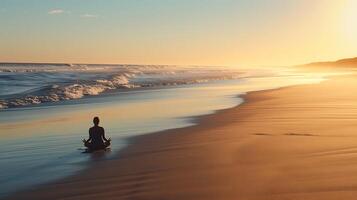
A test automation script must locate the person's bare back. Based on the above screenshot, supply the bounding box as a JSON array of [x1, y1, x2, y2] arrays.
[[83, 117, 111, 151]]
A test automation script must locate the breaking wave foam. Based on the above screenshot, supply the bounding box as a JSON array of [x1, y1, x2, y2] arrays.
[[0, 64, 241, 109]]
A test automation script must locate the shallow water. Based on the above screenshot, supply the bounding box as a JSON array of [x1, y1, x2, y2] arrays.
[[0, 67, 326, 197]]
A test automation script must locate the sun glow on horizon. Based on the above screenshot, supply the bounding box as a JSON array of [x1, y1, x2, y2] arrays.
[[340, 0, 357, 48]]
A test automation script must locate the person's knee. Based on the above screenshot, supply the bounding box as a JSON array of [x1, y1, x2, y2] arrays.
[[84, 142, 90, 147]]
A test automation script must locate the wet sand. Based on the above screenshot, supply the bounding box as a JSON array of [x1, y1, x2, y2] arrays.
[[6, 74, 357, 200]]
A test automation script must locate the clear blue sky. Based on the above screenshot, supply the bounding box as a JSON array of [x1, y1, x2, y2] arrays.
[[0, 0, 355, 66]]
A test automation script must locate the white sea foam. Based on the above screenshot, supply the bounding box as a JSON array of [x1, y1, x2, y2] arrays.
[[0, 64, 242, 109]]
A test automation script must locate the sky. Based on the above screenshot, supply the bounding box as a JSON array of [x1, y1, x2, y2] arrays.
[[0, 0, 356, 67]]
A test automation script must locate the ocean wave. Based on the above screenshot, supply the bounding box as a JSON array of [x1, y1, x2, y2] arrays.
[[0, 64, 241, 109]]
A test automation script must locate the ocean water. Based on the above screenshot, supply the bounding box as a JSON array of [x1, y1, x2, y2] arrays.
[[0, 64, 327, 197], [0, 64, 242, 109]]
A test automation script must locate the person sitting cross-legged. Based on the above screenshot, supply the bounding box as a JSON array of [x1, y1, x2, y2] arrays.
[[83, 117, 111, 151]]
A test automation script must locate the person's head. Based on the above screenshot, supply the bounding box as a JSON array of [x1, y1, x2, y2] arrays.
[[93, 117, 100, 126]]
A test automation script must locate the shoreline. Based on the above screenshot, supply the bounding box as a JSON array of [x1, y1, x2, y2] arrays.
[[7, 74, 357, 200], [1, 84, 251, 199], [1, 80, 321, 200]]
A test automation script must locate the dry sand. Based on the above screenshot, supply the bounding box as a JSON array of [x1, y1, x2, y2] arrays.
[[6, 74, 357, 200]]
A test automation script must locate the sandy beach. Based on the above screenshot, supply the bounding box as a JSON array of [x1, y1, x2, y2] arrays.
[[2, 1, 357, 199], [5, 73, 357, 200]]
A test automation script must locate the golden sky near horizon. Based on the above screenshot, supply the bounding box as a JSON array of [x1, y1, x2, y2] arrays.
[[0, 0, 356, 67]]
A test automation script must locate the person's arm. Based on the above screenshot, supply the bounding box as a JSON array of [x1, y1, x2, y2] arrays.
[[83, 129, 92, 143], [102, 128, 110, 142]]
